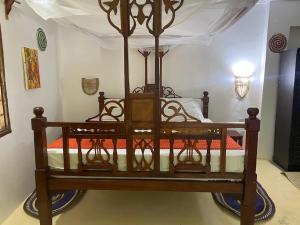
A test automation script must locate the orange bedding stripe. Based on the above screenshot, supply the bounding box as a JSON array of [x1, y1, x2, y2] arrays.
[[48, 136, 241, 150]]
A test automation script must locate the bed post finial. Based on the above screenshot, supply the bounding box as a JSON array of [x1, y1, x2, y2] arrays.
[[246, 108, 260, 131], [33, 107, 45, 118], [202, 91, 209, 119], [247, 108, 259, 120]]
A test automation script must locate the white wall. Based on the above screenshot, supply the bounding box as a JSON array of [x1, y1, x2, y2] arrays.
[[259, 0, 300, 160], [59, 3, 268, 125], [0, 3, 62, 223], [57, 25, 146, 121], [162, 3, 267, 123]]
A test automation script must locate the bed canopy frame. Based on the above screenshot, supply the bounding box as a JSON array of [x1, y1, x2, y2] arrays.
[[31, 1, 260, 225], [133, 48, 178, 97]]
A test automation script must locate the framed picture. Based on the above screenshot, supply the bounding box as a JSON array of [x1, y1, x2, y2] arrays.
[[0, 25, 11, 138], [22, 47, 41, 90]]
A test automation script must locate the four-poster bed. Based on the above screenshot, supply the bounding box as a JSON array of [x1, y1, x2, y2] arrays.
[[31, 1, 260, 225]]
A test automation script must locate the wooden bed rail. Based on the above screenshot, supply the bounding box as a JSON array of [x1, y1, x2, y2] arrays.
[[32, 107, 259, 178]]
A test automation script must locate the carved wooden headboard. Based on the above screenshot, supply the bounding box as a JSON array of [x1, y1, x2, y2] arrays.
[[86, 91, 209, 122]]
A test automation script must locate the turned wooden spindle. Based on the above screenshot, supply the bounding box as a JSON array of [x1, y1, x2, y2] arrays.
[[98, 92, 105, 117], [138, 50, 151, 86], [202, 91, 209, 119]]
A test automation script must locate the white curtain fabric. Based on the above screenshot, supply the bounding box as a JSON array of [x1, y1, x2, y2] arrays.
[[25, 0, 258, 49]]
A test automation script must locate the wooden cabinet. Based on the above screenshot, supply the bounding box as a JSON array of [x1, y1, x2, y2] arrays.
[[274, 48, 300, 171]]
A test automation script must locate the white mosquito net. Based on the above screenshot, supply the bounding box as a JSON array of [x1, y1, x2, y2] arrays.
[[25, 0, 258, 49]]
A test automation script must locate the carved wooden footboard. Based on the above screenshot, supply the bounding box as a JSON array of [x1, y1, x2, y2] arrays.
[[32, 106, 260, 225]]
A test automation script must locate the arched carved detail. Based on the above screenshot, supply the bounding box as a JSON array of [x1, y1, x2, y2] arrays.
[[98, 0, 184, 36], [177, 140, 203, 164], [101, 99, 125, 121], [132, 86, 145, 94], [162, 86, 181, 98], [175, 139, 212, 173], [86, 139, 111, 165], [161, 99, 200, 122], [76, 138, 115, 171], [133, 139, 154, 171], [87, 99, 125, 122]]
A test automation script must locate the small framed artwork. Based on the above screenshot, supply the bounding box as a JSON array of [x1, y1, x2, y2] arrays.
[[0, 25, 11, 138], [22, 47, 41, 90]]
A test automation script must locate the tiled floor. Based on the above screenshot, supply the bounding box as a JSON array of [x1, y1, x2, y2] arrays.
[[2, 160, 300, 225]]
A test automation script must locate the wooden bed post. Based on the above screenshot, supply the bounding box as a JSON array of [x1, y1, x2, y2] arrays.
[[138, 50, 151, 86], [241, 108, 260, 225], [159, 49, 169, 97], [31, 107, 52, 225], [153, 0, 163, 173], [98, 92, 105, 116], [202, 91, 209, 118]]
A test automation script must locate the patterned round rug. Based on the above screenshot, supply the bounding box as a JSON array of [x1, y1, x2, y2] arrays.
[[24, 190, 85, 218], [212, 182, 275, 221]]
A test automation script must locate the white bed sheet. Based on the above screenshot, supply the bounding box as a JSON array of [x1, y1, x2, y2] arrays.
[[48, 148, 245, 173]]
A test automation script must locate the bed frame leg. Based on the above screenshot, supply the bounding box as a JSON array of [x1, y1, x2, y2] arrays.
[[241, 108, 260, 225], [240, 175, 257, 225], [32, 107, 52, 225], [36, 170, 52, 225]]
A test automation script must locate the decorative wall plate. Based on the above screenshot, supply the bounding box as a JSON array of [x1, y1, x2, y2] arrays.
[[269, 33, 287, 53], [36, 28, 47, 51], [82, 78, 99, 95]]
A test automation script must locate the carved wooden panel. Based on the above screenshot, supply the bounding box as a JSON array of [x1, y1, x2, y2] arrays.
[[133, 139, 154, 171], [161, 99, 200, 122], [172, 139, 212, 173], [131, 94, 154, 122], [162, 86, 181, 98], [98, 0, 184, 36], [87, 99, 124, 122], [77, 138, 115, 171]]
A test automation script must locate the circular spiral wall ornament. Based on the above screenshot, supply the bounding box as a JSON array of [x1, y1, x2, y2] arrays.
[[269, 33, 287, 53], [36, 28, 47, 51]]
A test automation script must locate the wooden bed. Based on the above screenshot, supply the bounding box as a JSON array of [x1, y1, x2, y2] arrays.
[[31, 1, 260, 225]]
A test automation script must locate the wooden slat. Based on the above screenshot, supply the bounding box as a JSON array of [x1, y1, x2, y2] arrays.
[[161, 122, 246, 129], [76, 138, 83, 171], [206, 138, 212, 172], [49, 170, 244, 180], [49, 178, 243, 193], [112, 138, 118, 174], [220, 128, 227, 173], [169, 138, 175, 175], [46, 121, 125, 128], [62, 127, 70, 171]]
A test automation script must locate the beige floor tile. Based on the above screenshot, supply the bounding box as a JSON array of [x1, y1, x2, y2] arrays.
[[2, 160, 300, 225]]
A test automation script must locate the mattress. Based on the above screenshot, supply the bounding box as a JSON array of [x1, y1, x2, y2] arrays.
[[48, 138, 245, 173]]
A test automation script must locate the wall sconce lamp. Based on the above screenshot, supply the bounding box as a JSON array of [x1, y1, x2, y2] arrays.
[[232, 61, 255, 99]]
